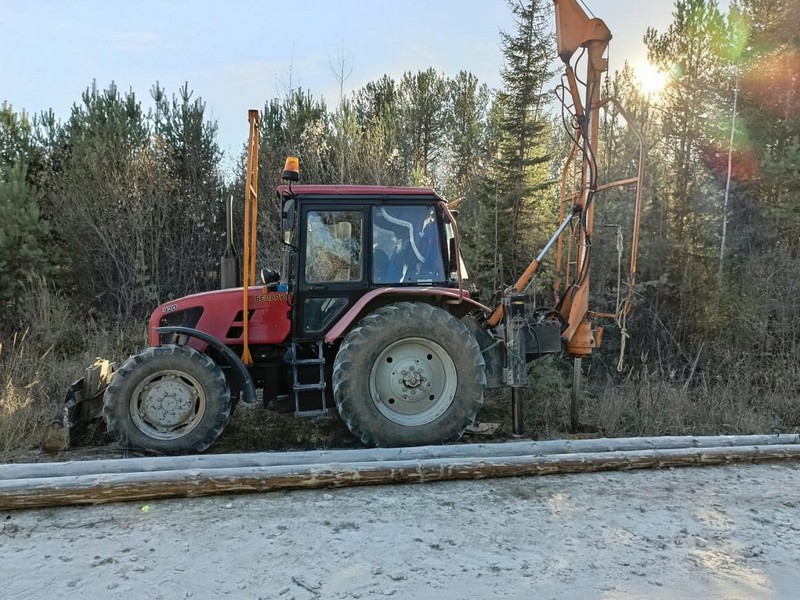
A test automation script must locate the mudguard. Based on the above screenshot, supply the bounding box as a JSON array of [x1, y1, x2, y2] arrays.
[[156, 326, 257, 405]]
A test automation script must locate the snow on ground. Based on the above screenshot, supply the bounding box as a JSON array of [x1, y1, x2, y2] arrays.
[[2, 463, 800, 599]]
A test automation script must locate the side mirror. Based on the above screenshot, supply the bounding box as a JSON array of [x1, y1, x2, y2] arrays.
[[282, 198, 295, 235], [448, 237, 458, 279]]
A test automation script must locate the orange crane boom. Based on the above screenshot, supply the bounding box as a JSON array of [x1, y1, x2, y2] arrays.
[[489, 0, 642, 361]]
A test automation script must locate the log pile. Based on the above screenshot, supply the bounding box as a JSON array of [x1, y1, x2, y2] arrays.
[[2, 434, 799, 510]]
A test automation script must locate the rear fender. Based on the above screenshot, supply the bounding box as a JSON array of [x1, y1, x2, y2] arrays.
[[324, 287, 491, 343], [156, 326, 257, 405]]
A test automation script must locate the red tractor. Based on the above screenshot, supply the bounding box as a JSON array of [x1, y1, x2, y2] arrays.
[[65, 170, 564, 451], [59, 0, 644, 452]]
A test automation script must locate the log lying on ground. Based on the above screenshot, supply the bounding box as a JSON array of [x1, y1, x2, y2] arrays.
[[3, 434, 798, 481], [2, 443, 799, 511]]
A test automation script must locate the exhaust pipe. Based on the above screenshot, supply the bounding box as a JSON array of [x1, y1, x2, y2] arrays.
[[220, 194, 239, 288]]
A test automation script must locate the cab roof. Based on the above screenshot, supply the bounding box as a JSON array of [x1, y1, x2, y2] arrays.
[[276, 184, 445, 202]]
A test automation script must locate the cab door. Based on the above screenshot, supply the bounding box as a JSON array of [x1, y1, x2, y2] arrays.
[[294, 204, 368, 341]]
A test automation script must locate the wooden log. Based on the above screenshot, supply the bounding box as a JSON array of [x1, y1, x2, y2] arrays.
[[2, 444, 799, 511], [4, 434, 798, 482]]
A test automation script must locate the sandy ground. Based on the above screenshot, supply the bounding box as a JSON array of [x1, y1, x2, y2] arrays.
[[2, 462, 799, 599]]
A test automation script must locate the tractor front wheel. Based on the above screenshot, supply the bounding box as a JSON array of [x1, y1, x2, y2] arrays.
[[332, 302, 486, 447], [102, 345, 231, 453]]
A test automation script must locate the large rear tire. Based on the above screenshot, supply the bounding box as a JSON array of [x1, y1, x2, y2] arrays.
[[102, 345, 231, 453], [332, 302, 485, 447]]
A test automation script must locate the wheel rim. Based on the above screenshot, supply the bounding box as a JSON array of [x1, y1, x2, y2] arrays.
[[129, 370, 207, 440], [369, 337, 458, 426]]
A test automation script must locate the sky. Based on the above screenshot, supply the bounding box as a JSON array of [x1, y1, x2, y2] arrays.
[[0, 0, 731, 162]]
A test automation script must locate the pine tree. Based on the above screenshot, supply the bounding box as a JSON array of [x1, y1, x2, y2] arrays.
[[645, 0, 727, 278], [641, 0, 740, 357], [398, 68, 449, 186], [0, 162, 51, 305], [445, 71, 490, 198], [352, 75, 404, 185], [0, 103, 45, 185], [150, 83, 225, 298]]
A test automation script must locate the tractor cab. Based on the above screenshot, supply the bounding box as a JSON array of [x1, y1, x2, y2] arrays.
[[276, 183, 466, 343]]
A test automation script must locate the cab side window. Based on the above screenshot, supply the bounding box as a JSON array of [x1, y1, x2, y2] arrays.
[[372, 205, 444, 284], [304, 210, 363, 283]]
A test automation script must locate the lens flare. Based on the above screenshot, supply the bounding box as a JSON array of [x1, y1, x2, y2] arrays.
[[742, 50, 800, 117], [699, 108, 758, 182], [635, 62, 669, 97]]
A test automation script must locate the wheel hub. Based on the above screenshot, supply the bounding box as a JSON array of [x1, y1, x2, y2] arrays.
[[140, 376, 196, 427], [399, 364, 427, 391], [370, 337, 457, 426], [130, 370, 206, 439]]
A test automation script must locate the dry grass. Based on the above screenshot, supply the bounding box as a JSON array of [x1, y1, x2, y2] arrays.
[[584, 363, 800, 438], [0, 331, 55, 457], [2, 277, 799, 459], [0, 329, 146, 460], [0, 277, 146, 461], [477, 352, 800, 442]]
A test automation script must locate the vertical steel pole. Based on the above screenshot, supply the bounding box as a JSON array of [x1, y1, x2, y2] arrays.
[[570, 357, 582, 432], [511, 387, 525, 438]]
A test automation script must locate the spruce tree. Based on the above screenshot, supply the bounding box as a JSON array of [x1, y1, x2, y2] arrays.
[[475, 0, 554, 291]]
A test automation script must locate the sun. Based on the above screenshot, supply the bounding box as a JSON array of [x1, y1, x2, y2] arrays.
[[635, 62, 669, 97]]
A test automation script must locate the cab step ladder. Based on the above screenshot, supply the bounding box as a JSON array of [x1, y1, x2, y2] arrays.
[[287, 342, 328, 417]]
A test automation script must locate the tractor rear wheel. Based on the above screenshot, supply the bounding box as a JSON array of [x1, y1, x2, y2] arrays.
[[102, 345, 231, 453], [332, 302, 485, 447]]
